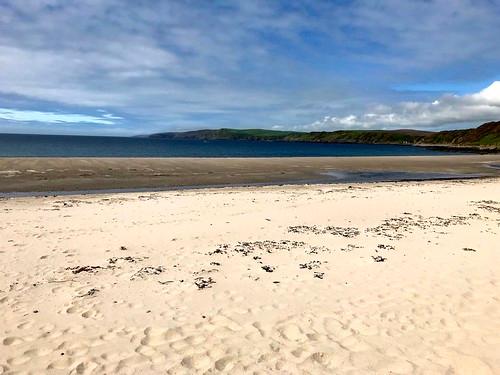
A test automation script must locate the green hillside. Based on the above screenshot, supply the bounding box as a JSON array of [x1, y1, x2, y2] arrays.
[[150, 128, 302, 141], [149, 121, 500, 150], [418, 122, 500, 148]]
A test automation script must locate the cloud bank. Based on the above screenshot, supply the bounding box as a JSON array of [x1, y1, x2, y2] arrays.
[[306, 82, 500, 131]]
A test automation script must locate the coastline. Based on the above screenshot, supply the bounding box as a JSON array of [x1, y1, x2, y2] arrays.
[[415, 143, 500, 153], [1, 155, 500, 194], [1, 174, 496, 199], [1, 178, 499, 373]]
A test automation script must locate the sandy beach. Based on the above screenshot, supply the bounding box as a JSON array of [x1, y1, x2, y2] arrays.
[[1, 155, 500, 194], [0, 177, 499, 374]]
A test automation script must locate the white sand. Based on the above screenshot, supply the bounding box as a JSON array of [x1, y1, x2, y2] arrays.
[[0, 179, 499, 374]]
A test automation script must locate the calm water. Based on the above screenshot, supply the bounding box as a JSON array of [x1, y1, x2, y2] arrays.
[[322, 171, 484, 183], [0, 133, 454, 157]]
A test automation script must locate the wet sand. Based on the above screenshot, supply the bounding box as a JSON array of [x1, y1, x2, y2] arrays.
[[1, 155, 500, 193]]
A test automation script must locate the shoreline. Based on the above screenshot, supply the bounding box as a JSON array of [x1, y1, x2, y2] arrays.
[[1, 174, 497, 199], [1, 155, 500, 194]]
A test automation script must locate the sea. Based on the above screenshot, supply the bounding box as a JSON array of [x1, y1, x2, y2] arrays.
[[0, 133, 455, 157]]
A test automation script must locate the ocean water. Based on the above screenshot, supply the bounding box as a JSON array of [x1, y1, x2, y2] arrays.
[[322, 170, 484, 183], [0, 133, 455, 157]]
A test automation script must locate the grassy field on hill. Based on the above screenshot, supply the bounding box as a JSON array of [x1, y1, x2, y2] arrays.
[[150, 121, 500, 150]]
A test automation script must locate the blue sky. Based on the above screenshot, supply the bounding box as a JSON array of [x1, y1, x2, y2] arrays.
[[0, 0, 499, 136]]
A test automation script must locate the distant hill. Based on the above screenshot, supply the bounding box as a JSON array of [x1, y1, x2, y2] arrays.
[[149, 121, 500, 151], [150, 128, 302, 141], [416, 121, 500, 148]]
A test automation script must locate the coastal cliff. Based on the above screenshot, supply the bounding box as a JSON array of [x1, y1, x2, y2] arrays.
[[149, 121, 500, 151]]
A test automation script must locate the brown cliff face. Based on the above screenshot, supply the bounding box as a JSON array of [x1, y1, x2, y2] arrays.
[[420, 122, 500, 148], [149, 121, 500, 150]]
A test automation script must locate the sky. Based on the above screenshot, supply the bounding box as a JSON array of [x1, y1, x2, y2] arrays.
[[0, 0, 500, 136]]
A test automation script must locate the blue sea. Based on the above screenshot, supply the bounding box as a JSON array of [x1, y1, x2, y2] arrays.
[[0, 133, 454, 157]]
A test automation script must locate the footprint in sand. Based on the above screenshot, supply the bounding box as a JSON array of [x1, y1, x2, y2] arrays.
[[3, 336, 24, 346]]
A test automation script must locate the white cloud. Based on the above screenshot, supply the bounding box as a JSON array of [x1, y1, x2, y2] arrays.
[[306, 82, 500, 131], [471, 81, 500, 104], [0, 108, 122, 125]]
